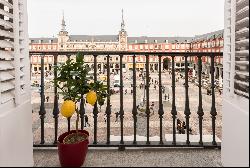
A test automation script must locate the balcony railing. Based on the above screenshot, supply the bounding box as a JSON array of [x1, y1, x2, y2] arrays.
[[30, 51, 223, 149]]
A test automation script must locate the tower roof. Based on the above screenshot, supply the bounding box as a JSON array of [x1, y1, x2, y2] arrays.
[[121, 9, 125, 31], [61, 10, 66, 32]]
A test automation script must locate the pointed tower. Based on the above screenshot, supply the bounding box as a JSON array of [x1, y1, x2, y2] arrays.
[[58, 11, 69, 50], [119, 9, 127, 51]]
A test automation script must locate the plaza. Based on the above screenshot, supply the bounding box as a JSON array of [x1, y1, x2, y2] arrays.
[[31, 69, 222, 144]]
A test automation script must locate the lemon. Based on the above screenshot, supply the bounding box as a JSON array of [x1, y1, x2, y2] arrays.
[[61, 100, 75, 118], [86, 90, 97, 106]]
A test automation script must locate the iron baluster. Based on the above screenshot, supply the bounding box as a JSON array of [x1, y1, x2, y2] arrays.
[[132, 55, 137, 144], [52, 54, 59, 144], [158, 55, 164, 145], [184, 56, 191, 145], [210, 55, 217, 145], [197, 56, 204, 145], [120, 55, 124, 144], [105, 55, 111, 144], [171, 56, 177, 145], [39, 55, 46, 144]]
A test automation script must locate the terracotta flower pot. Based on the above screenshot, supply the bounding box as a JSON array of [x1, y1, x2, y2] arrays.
[[58, 130, 89, 167]]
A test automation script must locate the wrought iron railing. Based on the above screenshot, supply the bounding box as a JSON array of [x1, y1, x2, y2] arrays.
[[30, 51, 223, 149]]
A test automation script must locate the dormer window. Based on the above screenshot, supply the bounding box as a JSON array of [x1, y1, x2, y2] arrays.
[[154, 40, 157, 43]]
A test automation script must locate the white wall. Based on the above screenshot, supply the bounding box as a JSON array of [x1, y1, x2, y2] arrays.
[[0, 100, 33, 167], [222, 98, 249, 167]]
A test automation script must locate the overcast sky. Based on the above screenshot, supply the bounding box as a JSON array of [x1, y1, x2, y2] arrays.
[[27, 0, 224, 38]]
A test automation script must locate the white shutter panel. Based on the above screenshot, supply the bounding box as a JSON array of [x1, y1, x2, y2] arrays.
[[234, 0, 249, 98], [0, 0, 15, 104], [0, 0, 29, 107], [224, 0, 249, 99]]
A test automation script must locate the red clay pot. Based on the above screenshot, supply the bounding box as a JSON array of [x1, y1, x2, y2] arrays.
[[58, 130, 89, 167]]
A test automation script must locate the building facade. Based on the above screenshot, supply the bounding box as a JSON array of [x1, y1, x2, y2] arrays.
[[29, 12, 223, 84]]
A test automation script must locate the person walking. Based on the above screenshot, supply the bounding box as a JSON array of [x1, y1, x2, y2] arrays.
[[177, 119, 182, 134], [115, 112, 119, 122], [150, 102, 155, 115], [84, 115, 90, 127], [46, 96, 49, 102]]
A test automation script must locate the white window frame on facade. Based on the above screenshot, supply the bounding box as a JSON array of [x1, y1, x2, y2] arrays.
[[140, 45, 143, 50], [128, 45, 132, 50]]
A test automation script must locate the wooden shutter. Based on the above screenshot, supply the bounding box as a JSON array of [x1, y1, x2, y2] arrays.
[[0, 0, 29, 107], [234, 0, 249, 98], [0, 0, 15, 104], [224, 0, 249, 99]]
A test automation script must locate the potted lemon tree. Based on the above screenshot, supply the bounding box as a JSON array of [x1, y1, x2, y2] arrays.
[[54, 53, 107, 167]]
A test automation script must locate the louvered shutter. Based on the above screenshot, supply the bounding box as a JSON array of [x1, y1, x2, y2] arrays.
[[234, 0, 249, 98], [224, 0, 249, 99], [0, 0, 29, 107]]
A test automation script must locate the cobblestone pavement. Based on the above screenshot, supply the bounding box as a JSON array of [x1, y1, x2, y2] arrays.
[[32, 71, 222, 144]]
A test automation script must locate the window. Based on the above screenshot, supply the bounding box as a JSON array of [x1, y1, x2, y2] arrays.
[[176, 44, 180, 49], [172, 44, 175, 50]]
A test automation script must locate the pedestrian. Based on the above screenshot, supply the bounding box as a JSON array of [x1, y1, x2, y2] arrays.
[[115, 112, 119, 122], [167, 93, 170, 101], [150, 102, 155, 114], [164, 94, 167, 100], [177, 118, 181, 125], [84, 115, 90, 127], [181, 126, 185, 134], [104, 113, 106, 123], [188, 128, 193, 134], [182, 121, 186, 129], [125, 89, 127, 94], [46, 96, 49, 102], [177, 119, 182, 134], [154, 85, 156, 90]]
